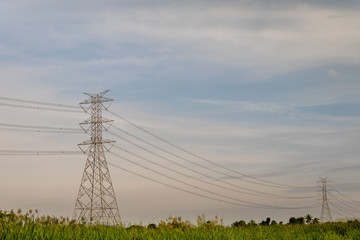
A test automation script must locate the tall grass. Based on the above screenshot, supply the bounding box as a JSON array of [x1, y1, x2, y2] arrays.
[[1, 209, 360, 239]]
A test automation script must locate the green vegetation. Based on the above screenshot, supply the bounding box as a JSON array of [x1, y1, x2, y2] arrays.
[[1, 209, 360, 239]]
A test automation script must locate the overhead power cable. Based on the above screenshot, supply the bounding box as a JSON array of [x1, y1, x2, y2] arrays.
[[0, 127, 83, 134], [0, 150, 82, 155], [107, 110, 316, 189], [112, 144, 315, 199], [109, 151, 272, 208], [109, 134, 316, 200], [109, 151, 316, 210], [0, 102, 82, 113], [110, 125, 303, 191], [0, 123, 82, 132], [330, 208, 350, 218], [331, 202, 358, 218], [329, 186, 360, 207], [107, 157, 317, 210], [329, 193, 360, 213], [108, 161, 269, 209], [0, 96, 317, 190], [332, 200, 360, 214], [0, 96, 79, 109]]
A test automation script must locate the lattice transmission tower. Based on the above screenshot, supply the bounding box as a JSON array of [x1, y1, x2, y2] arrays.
[[319, 177, 332, 222], [73, 90, 121, 224]]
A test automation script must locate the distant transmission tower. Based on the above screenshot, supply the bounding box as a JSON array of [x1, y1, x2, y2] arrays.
[[319, 177, 332, 222], [73, 90, 121, 224]]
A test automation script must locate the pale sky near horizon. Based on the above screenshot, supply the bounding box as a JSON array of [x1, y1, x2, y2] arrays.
[[0, 0, 360, 225]]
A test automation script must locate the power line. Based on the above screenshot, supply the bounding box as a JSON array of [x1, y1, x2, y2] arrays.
[[0, 127, 83, 134], [0, 95, 323, 215], [0, 122, 82, 132], [109, 131, 286, 198], [331, 199, 360, 214], [0, 102, 82, 113], [111, 139, 316, 200], [108, 158, 318, 210], [0, 123, 83, 134], [109, 151, 316, 210], [330, 208, 351, 218], [331, 202, 358, 218], [329, 185, 360, 207], [107, 161, 273, 209], [108, 110, 316, 190], [110, 125, 307, 191], [109, 152, 271, 208], [0, 150, 82, 155], [329, 193, 360, 213], [0, 96, 317, 190], [0, 96, 79, 109]]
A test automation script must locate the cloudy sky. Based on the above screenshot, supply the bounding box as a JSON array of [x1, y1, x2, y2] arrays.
[[0, 0, 360, 224]]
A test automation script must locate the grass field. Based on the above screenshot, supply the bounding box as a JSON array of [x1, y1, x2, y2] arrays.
[[1, 210, 360, 239]]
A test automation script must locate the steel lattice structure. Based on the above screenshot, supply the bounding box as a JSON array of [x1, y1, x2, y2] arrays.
[[73, 90, 121, 224], [319, 177, 332, 222]]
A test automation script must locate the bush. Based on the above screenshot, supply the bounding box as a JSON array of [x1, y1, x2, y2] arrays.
[[231, 220, 246, 228]]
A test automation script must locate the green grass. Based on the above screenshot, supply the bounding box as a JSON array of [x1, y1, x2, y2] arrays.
[[1, 210, 360, 239]]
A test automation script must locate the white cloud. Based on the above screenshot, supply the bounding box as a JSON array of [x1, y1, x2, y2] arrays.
[[1, 1, 359, 82], [189, 99, 288, 113], [328, 69, 338, 77], [81, 56, 156, 68], [88, 3, 360, 79]]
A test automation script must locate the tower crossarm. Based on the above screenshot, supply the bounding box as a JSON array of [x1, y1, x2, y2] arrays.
[[78, 139, 116, 146], [79, 117, 114, 125]]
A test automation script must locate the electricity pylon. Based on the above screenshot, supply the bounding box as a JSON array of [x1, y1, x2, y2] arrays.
[[73, 90, 121, 225], [319, 177, 332, 222]]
